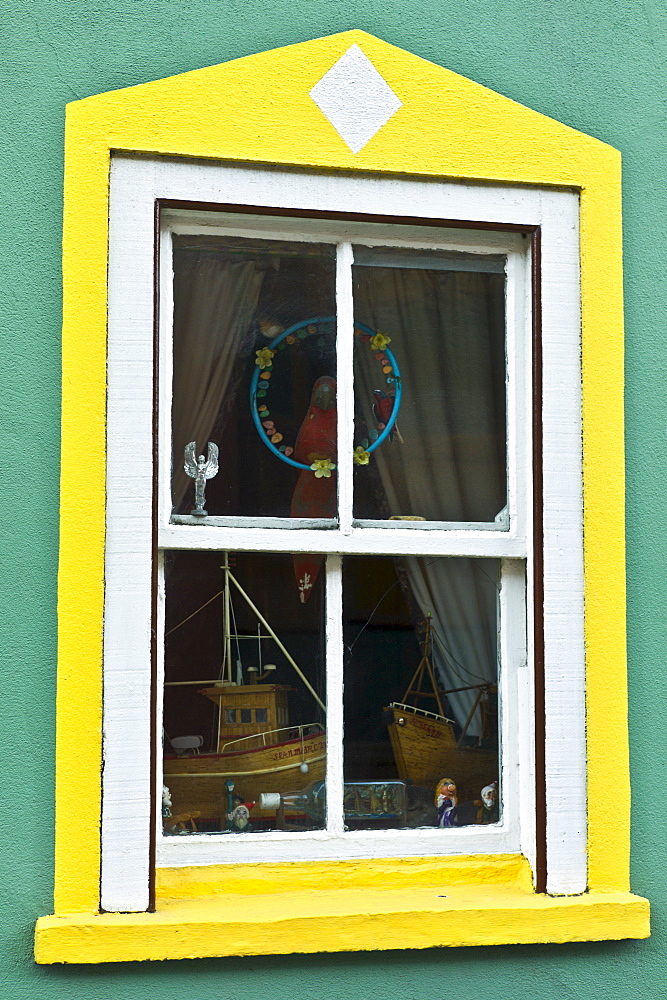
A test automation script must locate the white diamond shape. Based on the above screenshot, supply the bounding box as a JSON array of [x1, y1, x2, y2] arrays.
[[310, 44, 402, 154]]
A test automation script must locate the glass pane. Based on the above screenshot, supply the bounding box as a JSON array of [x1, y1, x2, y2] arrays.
[[162, 551, 326, 835], [343, 555, 500, 830], [171, 235, 337, 520], [352, 247, 507, 523]]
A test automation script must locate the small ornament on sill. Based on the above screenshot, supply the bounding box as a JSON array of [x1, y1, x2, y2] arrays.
[[227, 795, 255, 832], [184, 441, 219, 517], [479, 781, 499, 824], [225, 779, 236, 831], [435, 777, 458, 828], [162, 784, 172, 818]]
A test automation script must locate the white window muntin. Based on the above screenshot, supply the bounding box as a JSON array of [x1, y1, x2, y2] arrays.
[[103, 155, 582, 911]]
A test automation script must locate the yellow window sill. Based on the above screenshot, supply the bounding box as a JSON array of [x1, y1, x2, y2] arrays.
[[35, 865, 650, 964]]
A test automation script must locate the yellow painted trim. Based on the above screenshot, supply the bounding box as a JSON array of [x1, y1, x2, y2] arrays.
[[52, 27, 637, 946], [56, 136, 110, 913], [155, 854, 535, 899], [35, 889, 649, 964], [579, 172, 629, 892]]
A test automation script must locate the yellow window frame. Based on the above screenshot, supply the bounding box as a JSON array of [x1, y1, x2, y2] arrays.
[[36, 29, 649, 963]]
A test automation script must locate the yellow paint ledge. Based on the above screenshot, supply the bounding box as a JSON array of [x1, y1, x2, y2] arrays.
[[35, 885, 649, 964]]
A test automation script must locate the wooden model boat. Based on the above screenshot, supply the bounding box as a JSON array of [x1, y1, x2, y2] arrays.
[[384, 618, 498, 800], [164, 722, 325, 824], [384, 703, 496, 800], [163, 554, 326, 829]]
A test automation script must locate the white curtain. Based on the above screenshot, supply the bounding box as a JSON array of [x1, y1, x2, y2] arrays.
[[171, 254, 264, 508], [354, 266, 503, 736]]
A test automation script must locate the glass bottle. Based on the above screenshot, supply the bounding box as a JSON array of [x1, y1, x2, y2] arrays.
[[259, 780, 407, 825]]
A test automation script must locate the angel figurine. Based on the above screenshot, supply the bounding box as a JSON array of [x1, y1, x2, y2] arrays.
[[184, 441, 219, 517]]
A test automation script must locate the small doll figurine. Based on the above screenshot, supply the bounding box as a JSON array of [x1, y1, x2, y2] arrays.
[[480, 781, 499, 824], [434, 777, 458, 828], [162, 784, 172, 818], [227, 795, 255, 832]]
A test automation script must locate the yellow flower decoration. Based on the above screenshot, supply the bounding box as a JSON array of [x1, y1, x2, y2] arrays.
[[353, 446, 370, 466], [370, 331, 391, 351], [310, 458, 336, 478], [255, 347, 276, 369]]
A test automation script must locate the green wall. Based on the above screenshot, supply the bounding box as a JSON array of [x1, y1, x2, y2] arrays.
[[1, 1, 665, 995]]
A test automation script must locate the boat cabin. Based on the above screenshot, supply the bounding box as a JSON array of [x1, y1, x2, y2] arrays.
[[200, 683, 292, 751]]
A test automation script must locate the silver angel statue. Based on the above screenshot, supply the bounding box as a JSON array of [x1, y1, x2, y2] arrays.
[[184, 441, 219, 516]]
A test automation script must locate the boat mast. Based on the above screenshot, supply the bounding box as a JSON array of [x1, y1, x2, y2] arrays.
[[401, 616, 447, 719], [166, 554, 325, 714], [221, 552, 233, 684], [227, 571, 326, 713]]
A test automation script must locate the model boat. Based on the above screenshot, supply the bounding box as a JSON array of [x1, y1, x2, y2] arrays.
[[163, 719, 326, 826], [163, 554, 326, 829], [383, 618, 498, 800]]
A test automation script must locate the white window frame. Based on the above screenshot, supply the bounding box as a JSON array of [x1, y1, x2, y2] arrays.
[[103, 155, 584, 912]]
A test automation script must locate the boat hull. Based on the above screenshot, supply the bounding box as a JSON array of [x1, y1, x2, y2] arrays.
[[164, 731, 326, 827], [385, 705, 497, 799]]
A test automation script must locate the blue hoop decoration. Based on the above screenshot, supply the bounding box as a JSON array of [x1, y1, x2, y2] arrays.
[[250, 315, 402, 470]]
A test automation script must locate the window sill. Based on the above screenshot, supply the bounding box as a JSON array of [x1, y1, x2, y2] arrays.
[[35, 856, 649, 963]]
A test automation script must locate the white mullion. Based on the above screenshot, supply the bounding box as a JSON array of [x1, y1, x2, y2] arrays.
[[540, 193, 586, 894], [154, 551, 166, 850], [158, 227, 174, 529], [166, 214, 524, 256], [158, 523, 526, 558], [504, 247, 528, 537], [498, 559, 527, 863], [336, 242, 355, 534], [143, 157, 545, 228], [325, 555, 345, 835], [102, 158, 155, 912]]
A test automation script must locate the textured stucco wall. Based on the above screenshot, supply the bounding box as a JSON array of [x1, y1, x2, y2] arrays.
[[0, 1, 665, 995]]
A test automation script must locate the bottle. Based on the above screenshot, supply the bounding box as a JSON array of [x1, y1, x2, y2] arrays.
[[259, 780, 326, 823], [259, 780, 406, 824]]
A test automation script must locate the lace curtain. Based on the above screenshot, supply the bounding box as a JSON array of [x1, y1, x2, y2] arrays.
[[171, 253, 264, 507], [353, 266, 505, 736]]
